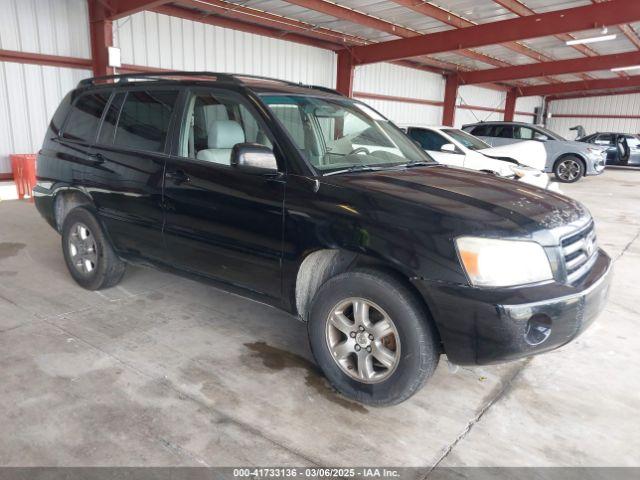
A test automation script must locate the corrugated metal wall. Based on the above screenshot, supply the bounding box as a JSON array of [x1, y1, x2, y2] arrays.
[[548, 93, 640, 140], [515, 96, 543, 124], [353, 63, 444, 125], [114, 11, 337, 87], [0, 0, 91, 173], [0, 63, 90, 172], [455, 85, 506, 127]]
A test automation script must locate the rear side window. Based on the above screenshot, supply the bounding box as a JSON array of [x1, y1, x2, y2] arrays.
[[469, 125, 492, 137], [494, 125, 514, 138], [114, 90, 178, 153], [62, 92, 110, 142]]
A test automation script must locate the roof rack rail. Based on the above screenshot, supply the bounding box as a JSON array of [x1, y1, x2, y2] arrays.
[[304, 85, 346, 97], [77, 70, 346, 96], [77, 71, 239, 88], [229, 73, 300, 86]]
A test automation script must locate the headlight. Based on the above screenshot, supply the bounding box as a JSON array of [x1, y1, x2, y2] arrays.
[[587, 147, 605, 157], [456, 237, 553, 287], [509, 164, 539, 178]]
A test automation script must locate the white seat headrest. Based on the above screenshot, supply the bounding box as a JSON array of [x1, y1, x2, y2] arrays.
[[208, 120, 245, 149]]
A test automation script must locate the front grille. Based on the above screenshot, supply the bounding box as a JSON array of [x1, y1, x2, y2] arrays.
[[562, 222, 598, 283]]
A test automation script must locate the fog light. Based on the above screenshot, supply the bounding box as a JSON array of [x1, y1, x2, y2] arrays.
[[525, 314, 552, 346]]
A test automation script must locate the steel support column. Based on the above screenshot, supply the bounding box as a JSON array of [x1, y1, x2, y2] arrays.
[[88, 0, 114, 77], [442, 75, 459, 127], [504, 89, 517, 121], [336, 50, 355, 97]]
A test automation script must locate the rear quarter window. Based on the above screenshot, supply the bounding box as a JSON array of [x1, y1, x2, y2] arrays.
[[62, 92, 111, 142]]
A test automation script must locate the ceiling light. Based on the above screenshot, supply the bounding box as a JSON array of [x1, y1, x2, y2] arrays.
[[611, 65, 640, 72], [566, 33, 617, 46]]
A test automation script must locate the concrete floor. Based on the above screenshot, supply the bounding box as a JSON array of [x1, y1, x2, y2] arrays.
[[0, 170, 639, 470]]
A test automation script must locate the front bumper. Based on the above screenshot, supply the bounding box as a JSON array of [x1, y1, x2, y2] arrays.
[[414, 249, 612, 365], [586, 155, 607, 175]]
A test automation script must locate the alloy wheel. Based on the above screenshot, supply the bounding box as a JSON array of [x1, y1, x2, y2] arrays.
[[557, 159, 581, 181], [325, 297, 401, 384], [68, 222, 98, 275]]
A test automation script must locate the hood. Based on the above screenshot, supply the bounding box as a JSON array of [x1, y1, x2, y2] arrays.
[[321, 165, 590, 244], [479, 140, 546, 170]]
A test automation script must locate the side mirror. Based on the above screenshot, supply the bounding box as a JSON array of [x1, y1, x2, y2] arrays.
[[441, 143, 457, 153], [231, 143, 278, 174], [535, 135, 549, 142]]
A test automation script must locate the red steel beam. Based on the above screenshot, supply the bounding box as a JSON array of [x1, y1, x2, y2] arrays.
[[592, 0, 640, 50], [283, 0, 508, 69], [88, 0, 114, 76], [0, 49, 91, 69], [519, 76, 640, 97], [349, 1, 640, 65], [391, 1, 556, 66], [547, 88, 640, 102], [550, 112, 640, 120], [353, 91, 535, 116], [176, 0, 367, 46], [493, 0, 600, 59], [336, 50, 355, 97], [153, 4, 343, 50], [459, 51, 640, 85], [504, 89, 517, 121], [442, 75, 459, 126], [155, 3, 462, 78], [492, 0, 600, 81], [108, 0, 171, 20]]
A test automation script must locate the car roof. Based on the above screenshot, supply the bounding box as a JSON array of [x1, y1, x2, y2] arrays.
[[399, 124, 452, 130], [463, 121, 536, 127], [75, 71, 345, 99]]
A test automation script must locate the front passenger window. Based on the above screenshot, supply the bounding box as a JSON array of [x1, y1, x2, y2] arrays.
[[180, 92, 272, 165]]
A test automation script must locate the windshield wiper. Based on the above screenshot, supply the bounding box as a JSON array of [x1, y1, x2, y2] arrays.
[[398, 161, 435, 168], [323, 165, 384, 176]]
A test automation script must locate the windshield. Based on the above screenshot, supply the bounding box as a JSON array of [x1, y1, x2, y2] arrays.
[[260, 95, 433, 172], [534, 125, 565, 141], [442, 128, 490, 151]]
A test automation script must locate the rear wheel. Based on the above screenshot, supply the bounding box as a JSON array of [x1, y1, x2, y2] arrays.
[[554, 156, 584, 183], [308, 270, 439, 406], [61, 207, 125, 290]]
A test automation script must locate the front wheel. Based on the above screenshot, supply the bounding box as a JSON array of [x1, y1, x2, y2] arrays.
[[554, 156, 584, 183], [308, 270, 440, 406]]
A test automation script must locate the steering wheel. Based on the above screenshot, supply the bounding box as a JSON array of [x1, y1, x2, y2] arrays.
[[349, 147, 371, 155]]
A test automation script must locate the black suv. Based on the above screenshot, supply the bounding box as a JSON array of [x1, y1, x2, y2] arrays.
[[35, 72, 612, 405]]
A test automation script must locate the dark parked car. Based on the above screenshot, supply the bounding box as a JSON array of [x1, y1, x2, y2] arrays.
[[35, 72, 612, 406], [577, 132, 640, 166], [463, 121, 607, 183]]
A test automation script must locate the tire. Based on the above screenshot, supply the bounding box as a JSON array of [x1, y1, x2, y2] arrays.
[[307, 269, 439, 406], [554, 156, 585, 183], [61, 207, 125, 290]]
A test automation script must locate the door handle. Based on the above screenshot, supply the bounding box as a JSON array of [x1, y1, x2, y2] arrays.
[[165, 169, 190, 184]]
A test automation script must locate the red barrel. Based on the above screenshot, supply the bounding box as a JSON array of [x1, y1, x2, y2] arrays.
[[9, 154, 37, 202]]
